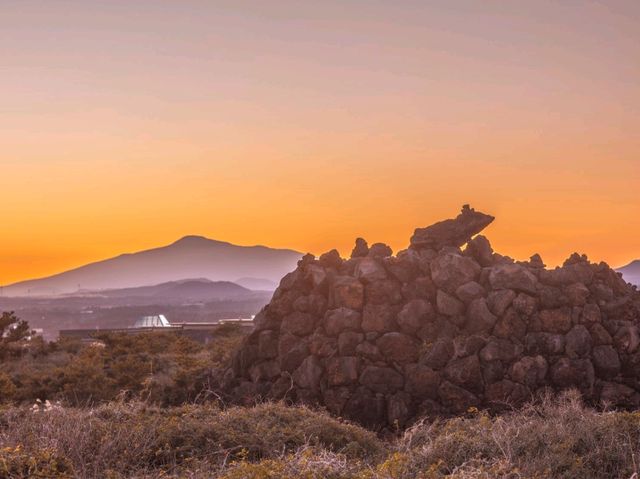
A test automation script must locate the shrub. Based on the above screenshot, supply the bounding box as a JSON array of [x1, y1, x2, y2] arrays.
[[0, 446, 74, 478], [0, 401, 383, 478], [395, 390, 640, 479]]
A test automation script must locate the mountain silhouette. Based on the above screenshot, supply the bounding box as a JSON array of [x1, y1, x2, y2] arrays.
[[3, 236, 302, 296], [86, 278, 254, 303], [618, 260, 640, 286]]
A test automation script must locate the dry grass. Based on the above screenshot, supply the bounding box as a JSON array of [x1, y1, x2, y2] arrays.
[[1, 392, 640, 478]]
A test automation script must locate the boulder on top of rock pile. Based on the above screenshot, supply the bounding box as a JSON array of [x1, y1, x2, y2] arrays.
[[225, 205, 640, 430], [410, 204, 495, 250]]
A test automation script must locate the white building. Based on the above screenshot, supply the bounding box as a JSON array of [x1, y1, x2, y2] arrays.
[[132, 315, 171, 328]]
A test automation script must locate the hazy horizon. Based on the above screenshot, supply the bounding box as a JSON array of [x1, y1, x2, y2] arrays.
[[2, 0, 639, 284]]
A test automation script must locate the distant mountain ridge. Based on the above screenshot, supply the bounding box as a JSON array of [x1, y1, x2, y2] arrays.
[[618, 260, 640, 286], [93, 278, 251, 299], [3, 236, 302, 297]]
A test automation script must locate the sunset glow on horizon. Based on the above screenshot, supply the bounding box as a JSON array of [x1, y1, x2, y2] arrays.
[[1, 0, 639, 285]]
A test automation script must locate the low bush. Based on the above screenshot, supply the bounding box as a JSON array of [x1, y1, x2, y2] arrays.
[[1, 393, 640, 478], [0, 401, 383, 478], [395, 390, 640, 479], [0, 326, 246, 407]]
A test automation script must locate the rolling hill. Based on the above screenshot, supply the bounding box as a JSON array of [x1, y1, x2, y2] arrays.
[[618, 260, 640, 287], [3, 236, 302, 297], [92, 278, 253, 303]]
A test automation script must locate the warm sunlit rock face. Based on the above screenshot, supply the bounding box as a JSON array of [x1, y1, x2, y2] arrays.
[[225, 206, 640, 428]]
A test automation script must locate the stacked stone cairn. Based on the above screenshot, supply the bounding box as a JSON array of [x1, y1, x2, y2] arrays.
[[225, 206, 640, 428]]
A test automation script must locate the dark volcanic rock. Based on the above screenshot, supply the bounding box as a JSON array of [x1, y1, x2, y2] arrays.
[[410, 205, 495, 250], [376, 332, 420, 364], [324, 308, 361, 337], [227, 206, 640, 428], [489, 263, 538, 294], [431, 253, 481, 293], [360, 366, 404, 394], [351, 237, 369, 258]]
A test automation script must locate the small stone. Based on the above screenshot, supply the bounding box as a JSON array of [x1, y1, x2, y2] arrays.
[[279, 336, 310, 373], [540, 260, 594, 287], [397, 299, 435, 334], [324, 308, 362, 337], [319, 249, 343, 268], [354, 257, 388, 282], [368, 242, 393, 258], [489, 263, 538, 294], [525, 332, 565, 356], [588, 323, 613, 345], [325, 356, 360, 387], [355, 341, 383, 361], [361, 303, 398, 333], [404, 364, 441, 398], [420, 338, 454, 369], [565, 325, 592, 358], [482, 360, 505, 385], [322, 387, 351, 415], [614, 325, 640, 353], [377, 332, 420, 363], [281, 311, 317, 337], [330, 276, 364, 310], [529, 254, 546, 268], [479, 338, 522, 363], [580, 303, 602, 323], [431, 253, 481, 293], [338, 331, 364, 356], [444, 355, 483, 393], [436, 289, 465, 317], [351, 237, 369, 258], [387, 391, 413, 428], [564, 282, 590, 306], [465, 298, 497, 334], [464, 235, 494, 267], [438, 381, 478, 414], [488, 289, 517, 316], [550, 358, 594, 393], [455, 281, 486, 304], [485, 380, 529, 408], [293, 356, 324, 391], [343, 387, 386, 428], [304, 265, 328, 289], [249, 360, 281, 382], [512, 293, 537, 316], [365, 279, 403, 305], [492, 308, 526, 340], [539, 308, 573, 334], [258, 330, 279, 359], [453, 335, 486, 358], [599, 382, 639, 407], [359, 366, 404, 394], [592, 345, 621, 377], [509, 356, 548, 388]]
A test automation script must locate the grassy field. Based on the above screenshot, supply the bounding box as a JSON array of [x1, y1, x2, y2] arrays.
[[2, 323, 640, 478], [1, 391, 640, 478]]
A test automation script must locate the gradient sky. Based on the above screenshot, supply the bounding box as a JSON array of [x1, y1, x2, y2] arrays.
[[1, 0, 639, 285]]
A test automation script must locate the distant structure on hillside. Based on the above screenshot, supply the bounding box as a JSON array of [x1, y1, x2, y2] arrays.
[[59, 314, 253, 344], [132, 315, 171, 328]]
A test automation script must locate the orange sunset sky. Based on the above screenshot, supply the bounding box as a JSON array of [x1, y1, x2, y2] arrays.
[[1, 1, 639, 286]]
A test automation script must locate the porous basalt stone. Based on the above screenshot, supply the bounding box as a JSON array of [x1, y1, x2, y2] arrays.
[[227, 206, 640, 428]]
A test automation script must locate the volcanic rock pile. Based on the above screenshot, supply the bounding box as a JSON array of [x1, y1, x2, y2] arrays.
[[225, 206, 640, 428]]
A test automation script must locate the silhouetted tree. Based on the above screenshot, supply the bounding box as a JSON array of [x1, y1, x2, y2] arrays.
[[0, 311, 33, 360]]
